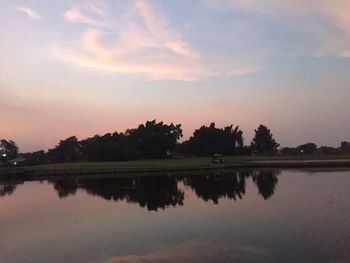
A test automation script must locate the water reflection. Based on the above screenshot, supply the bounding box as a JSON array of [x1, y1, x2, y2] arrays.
[[77, 176, 184, 211], [101, 241, 275, 263], [0, 178, 24, 197], [183, 172, 247, 204], [1, 170, 350, 263], [0, 170, 279, 210], [252, 170, 279, 200], [53, 178, 78, 198]]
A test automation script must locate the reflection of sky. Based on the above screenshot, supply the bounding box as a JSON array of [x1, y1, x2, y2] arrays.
[[1, 170, 350, 262], [102, 241, 275, 263], [1, 1, 350, 151]]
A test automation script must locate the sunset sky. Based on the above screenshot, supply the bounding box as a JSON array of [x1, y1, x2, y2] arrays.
[[1, 0, 350, 152]]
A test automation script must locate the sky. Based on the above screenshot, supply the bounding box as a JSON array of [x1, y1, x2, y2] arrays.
[[1, 0, 350, 152]]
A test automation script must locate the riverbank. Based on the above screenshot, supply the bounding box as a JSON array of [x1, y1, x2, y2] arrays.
[[1, 155, 350, 179]]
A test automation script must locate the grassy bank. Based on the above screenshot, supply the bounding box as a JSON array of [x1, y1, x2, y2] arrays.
[[18, 155, 349, 170], [1, 155, 350, 178]]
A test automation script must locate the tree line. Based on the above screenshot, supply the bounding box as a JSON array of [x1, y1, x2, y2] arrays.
[[1, 120, 350, 165]]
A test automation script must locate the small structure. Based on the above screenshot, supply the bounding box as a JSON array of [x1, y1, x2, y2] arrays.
[[212, 154, 224, 164], [8, 156, 26, 166]]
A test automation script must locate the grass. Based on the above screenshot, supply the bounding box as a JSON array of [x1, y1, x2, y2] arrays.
[[23, 155, 350, 171], [27, 156, 223, 170]]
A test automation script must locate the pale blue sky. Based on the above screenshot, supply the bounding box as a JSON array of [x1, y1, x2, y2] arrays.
[[1, 0, 350, 151]]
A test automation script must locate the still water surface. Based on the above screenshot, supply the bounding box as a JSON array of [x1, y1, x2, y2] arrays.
[[1, 169, 350, 262]]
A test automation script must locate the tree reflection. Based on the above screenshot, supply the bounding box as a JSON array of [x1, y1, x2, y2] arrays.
[[183, 172, 247, 204], [252, 170, 280, 200], [183, 170, 279, 203], [128, 176, 184, 211], [53, 178, 78, 198], [51, 175, 184, 211], [0, 178, 24, 197], [46, 169, 280, 209]]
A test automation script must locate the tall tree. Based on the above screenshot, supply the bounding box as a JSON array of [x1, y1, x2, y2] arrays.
[[47, 136, 81, 162], [0, 139, 18, 162], [340, 141, 350, 154], [183, 123, 243, 156], [22, 150, 47, 165], [80, 132, 136, 161], [126, 120, 183, 159], [251, 125, 279, 155]]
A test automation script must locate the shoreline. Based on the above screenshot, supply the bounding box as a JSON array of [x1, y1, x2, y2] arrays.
[[1, 158, 350, 180]]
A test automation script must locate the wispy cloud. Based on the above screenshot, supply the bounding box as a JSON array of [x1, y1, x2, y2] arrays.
[[15, 6, 40, 20], [63, 2, 110, 27], [64, 8, 96, 25], [134, 0, 199, 58], [53, 0, 259, 80]]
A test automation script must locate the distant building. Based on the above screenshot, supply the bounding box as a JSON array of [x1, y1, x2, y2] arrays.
[[8, 156, 26, 166]]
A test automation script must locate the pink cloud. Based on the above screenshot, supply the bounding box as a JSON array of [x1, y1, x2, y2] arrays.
[[64, 8, 96, 25], [53, 0, 259, 80], [134, 0, 199, 58], [64, 3, 108, 26]]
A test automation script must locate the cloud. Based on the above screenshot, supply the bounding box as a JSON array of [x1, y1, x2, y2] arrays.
[[15, 6, 40, 20], [64, 8, 97, 25], [53, 0, 259, 80], [134, 0, 199, 58], [64, 3, 108, 26]]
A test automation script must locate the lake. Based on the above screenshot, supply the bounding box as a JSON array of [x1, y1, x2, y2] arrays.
[[1, 169, 350, 263]]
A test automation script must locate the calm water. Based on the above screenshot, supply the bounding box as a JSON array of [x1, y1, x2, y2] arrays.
[[1, 169, 350, 263]]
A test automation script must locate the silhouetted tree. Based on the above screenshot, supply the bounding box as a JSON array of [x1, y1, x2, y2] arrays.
[[0, 139, 18, 162], [47, 136, 81, 162], [22, 150, 47, 165], [251, 125, 279, 155], [126, 120, 183, 159], [81, 133, 136, 161], [183, 123, 243, 156], [340, 141, 350, 154], [318, 146, 337, 155], [17, 120, 350, 165], [280, 147, 300, 156], [239, 145, 253, 155], [297, 143, 317, 155]]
